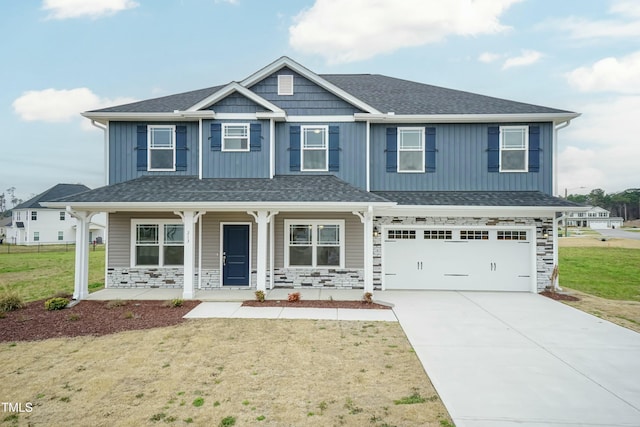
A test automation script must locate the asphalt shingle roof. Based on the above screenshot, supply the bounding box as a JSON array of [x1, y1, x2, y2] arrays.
[[373, 191, 584, 208], [14, 184, 91, 210], [53, 175, 390, 204]]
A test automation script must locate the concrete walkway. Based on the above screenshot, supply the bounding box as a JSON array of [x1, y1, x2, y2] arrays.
[[379, 291, 640, 427]]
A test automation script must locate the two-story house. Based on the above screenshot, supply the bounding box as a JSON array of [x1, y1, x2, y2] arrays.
[[562, 206, 623, 229], [8, 183, 105, 245], [46, 57, 584, 300]]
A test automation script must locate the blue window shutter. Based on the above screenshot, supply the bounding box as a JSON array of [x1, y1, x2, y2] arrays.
[[136, 125, 148, 171], [386, 127, 397, 172], [487, 126, 500, 173], [328, 126, 340, 171], [528, 126, 540, 172], [425, 127, 436, 173], [250, 123, 262, 151], [211, 123, 222, 151], [176, 125, 187, 171], [290, 126, 301, 171]]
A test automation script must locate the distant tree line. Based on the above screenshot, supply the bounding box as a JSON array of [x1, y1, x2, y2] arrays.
[[0, 187, 25, 217], [567, 188, 640, 221]]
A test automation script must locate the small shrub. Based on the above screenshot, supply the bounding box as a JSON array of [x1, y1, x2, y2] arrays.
[[192, 397, 204, 407], [122, 311, 135, 319], [219, 416, 236, 427], [67, 314, 80, 321], [106, 299, 127, 309], [287, 292, 301, 302], [256, 415, 266, 421], [362, 292, 373, 304], [0, 293, 24, 312], [44, 297, 69, 311], [254, 290, 265, 302], [170, 298, 183, 307]]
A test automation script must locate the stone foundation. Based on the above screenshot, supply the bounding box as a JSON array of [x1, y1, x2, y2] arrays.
[[273, 268, 365, 289]]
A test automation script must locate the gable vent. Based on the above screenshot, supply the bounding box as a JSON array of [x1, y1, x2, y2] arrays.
[[278, 74, 294, 95]]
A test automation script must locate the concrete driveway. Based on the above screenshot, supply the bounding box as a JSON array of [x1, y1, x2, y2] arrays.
[[597, 228, 640, 240], [381, 291, 640, 427]]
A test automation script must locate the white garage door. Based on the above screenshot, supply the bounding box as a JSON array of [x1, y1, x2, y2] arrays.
[[589, 221, 608, 229], [383, 228, 534, 292]]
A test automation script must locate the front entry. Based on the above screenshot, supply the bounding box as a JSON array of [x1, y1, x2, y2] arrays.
[[222, 224, 250, 286]]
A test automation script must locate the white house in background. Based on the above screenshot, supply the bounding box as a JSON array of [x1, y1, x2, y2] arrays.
[[563, 206, 624, 229], [6, 184, 105, 245]]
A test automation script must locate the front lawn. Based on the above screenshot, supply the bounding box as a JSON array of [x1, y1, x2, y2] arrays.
[[559, 247, 640, 301]]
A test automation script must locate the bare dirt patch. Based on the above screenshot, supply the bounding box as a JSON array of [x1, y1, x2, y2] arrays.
[[559, 287, 640, 333], [242, 299, 392, 309], [559, 236, 640, 249], [540, 290, 580, 302]]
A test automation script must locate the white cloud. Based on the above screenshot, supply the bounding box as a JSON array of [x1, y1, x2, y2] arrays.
[[289, 0, 520, 64], [12, 88, 136, 128], [478, 52, 503, 63], [565, 51, 640, 94], [501, 50, 543, 69], [549, 0, 640, 40], [42, 0, 138, 20], [559, 95, 640, 192]]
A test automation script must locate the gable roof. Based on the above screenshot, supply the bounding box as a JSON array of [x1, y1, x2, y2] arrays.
[[82, 56, 578, 123], [14, 184, 91, 210]]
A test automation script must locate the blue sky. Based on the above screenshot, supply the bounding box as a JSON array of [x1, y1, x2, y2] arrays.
[[2, 0, 639, 203]]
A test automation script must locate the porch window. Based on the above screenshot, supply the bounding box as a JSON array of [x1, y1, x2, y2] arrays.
[[500, 126, 528, 172], [148, 126, 175, 171], [222, 124, 250, 151], [132, 221, 184, 266], [398, 128, 424, 172], [301, 126, 328, 171], [285, 220, 344, 268]]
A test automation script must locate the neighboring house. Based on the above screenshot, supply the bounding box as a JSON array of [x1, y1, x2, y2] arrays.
[[46, 57, 584, 300], [562, 206, 624, 229], [0, 216, 11, 243], [7, 184, 105, 245]]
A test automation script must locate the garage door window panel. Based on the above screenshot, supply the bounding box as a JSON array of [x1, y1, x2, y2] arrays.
[[460, 230, 489, 240], [424, 230, 452, 240], [388, 229, 416, 240], [497, 230, 527, 241]]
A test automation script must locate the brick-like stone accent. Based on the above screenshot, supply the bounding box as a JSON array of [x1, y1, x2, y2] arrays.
[[373, 216, 555, 292], [273, 268, 365, 289], [107, 267, 185, 289]]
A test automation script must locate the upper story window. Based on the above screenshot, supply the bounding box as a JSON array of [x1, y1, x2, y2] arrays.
[[31, 211, 37, 221], [148, 125, 176, 171], [59, 211, 65, 221], [278, 75, 294, 95], [398, 128, 425, 173], [222, 124, 249, 151], [500, 126, 528, 172], [301, 126, 328, 171]]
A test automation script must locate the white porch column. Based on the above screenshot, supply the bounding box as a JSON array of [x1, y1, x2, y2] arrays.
[[248, 210, 278, 291], [353, 206, 374, 294], [175, 211, 203, 299], [67, 208, 95, 300]]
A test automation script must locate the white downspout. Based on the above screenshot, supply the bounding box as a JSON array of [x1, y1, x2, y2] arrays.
[[365, 120, 371, 192], [269, 118, 275, 179], [553, 120, 572, 197], [552, 214, 566, 291], [90, 120, 108, 186], [199, 118, 203, 180]]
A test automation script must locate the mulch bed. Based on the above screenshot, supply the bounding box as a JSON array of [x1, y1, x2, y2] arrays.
[[241, 300, 392, 309], [0, 299, 200, 343], [540, 291, 580, 302]]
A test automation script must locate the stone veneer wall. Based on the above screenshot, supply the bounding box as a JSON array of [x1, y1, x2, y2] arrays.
[[106, 268, 260, 289], [273, 268, 365, 289], [372, 216, 554, 292]]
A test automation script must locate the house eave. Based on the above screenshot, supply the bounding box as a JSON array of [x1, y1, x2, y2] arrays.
[[81, 111, 216, 125], [376, 204, 588, 217], [354, 112, 581, 124]]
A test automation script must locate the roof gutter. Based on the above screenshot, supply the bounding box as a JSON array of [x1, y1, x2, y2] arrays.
[[553, 119, 575, 197], [354, 112, 580, 123]]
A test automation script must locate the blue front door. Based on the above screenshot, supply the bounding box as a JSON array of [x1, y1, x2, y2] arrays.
[[223, 224, 250, 286]]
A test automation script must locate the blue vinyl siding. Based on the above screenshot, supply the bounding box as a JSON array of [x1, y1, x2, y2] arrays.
[[109, 122, 199, 184], [275, 121, 366, 189], [207, 92, 265, 114], [202, 119, 269, 178], [370, 122, 553, 194], [249, 68, 362, 115]]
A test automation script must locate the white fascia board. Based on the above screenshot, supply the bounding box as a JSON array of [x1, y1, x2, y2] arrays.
[[42, 201, 395, 212], [81, 111, 214, 125], [239, 56, 382, 115], [375, 204, 588, 217], [354, 112, 581, 124], [287, 115, 355, 123], [187, 82, 284, 113]]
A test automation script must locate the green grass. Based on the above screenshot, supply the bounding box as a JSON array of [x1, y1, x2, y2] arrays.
[[559, 247, 640, 301], [0, 246, 105, 302]]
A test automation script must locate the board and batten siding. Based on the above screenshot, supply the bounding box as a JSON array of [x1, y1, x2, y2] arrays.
[[275, 121, 367, 189], [370, 122, 554, 194], [249, 68, 362, 116], [109, 122, 199, 185], [201, 119, 270, 179], [274, 212, 364, 269]]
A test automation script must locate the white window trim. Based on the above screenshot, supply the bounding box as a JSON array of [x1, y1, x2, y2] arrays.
[[130, 219, 184, 267], [397, 127, 425, 173], [499, 125, 529, 173], [148, 125, 176, 172], [300, 125, 329, 172], [278, 74, 294, 96], [222, 123, 250, 152], [284, 220, 345, 268], [58, 231, 64, 241]]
